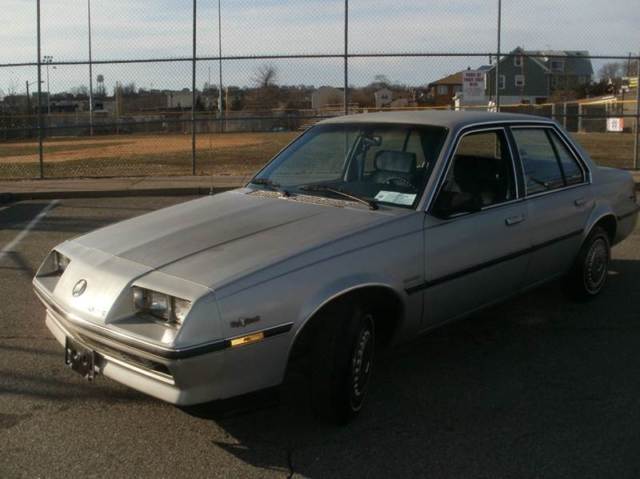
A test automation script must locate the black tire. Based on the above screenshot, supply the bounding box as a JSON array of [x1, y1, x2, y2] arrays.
[[310, 300, 375, 425], [565, 226, 611, 300]]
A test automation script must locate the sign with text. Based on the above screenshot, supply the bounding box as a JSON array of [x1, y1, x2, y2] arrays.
[[606, 118, 624, 132], [462, 70, 486, 102]]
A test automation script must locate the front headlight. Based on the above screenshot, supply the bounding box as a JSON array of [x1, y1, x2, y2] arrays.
[[52, 251, 71, 275], [132, 287, 191, 327]]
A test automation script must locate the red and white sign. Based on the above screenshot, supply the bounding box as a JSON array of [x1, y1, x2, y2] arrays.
[[462, 70, 486, 102], [606, 118, 624, 132]]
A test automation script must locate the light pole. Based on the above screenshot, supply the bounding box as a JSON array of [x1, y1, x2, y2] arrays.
[[495, 0, 502, 111], [43, 55, 53, 115], [87, 0, 94, 136], [218, 0, 223, 124], [25, 79, 43, 139], [25, 80, 43, 113]]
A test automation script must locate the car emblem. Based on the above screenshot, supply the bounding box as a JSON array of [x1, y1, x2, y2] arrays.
[[72, 279, 88, 297]]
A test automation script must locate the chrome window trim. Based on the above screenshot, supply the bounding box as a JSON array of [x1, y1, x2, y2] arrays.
[[509, 124, 592, 198], [420, 119, 557, 212], [424, 125, 521, 218]]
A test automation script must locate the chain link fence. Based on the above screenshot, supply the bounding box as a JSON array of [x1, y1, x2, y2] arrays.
[[1, 0, 638, 179]]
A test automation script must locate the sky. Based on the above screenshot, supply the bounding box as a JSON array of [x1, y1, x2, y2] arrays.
[[1, 0, 638, 97]]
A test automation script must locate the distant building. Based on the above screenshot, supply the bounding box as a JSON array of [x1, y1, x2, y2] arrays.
[[427, 72, 463, 107], [311, 86, 343, 109], [374, 88, 393, 108], [166, 90, 195, 109], [533, 49, 594, 91], [484, 47, 594, 105]]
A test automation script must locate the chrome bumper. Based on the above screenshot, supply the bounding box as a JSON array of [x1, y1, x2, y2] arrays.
[[34, 284, 294, 405]]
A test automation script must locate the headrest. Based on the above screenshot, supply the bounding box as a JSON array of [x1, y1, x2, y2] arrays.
[[374, 150, 417, 174]]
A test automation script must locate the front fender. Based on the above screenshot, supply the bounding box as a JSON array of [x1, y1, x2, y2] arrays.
[[293, 275, 408, 342]]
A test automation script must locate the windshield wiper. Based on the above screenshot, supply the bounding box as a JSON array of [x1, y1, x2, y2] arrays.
[[298, 184, 379, 210], [250, 178, 291, 197]]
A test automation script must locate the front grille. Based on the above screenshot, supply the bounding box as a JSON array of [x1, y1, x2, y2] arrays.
[[77, 333, 173, 380]]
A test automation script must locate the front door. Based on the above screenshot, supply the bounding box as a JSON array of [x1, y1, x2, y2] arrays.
[[420, 127, 531, 329]]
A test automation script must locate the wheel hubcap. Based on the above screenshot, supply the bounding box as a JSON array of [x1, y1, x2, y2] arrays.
[[584, 238, 608, 294], [350, 315, 374, 410]]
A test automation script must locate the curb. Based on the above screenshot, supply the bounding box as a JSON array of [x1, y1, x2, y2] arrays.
[[0, 186, 238, 204]]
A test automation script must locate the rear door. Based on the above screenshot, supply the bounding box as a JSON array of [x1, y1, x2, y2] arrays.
[[420, 126, 531, 328], [509, 126, 591, 287]]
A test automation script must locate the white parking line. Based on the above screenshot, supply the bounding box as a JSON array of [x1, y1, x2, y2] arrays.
[[0, 200, 59, 260]]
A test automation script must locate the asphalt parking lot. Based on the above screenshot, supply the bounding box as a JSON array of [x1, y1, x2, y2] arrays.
[[1, 196, 639, 478]]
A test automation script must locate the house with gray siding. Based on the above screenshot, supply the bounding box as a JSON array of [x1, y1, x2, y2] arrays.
[[484, 47, 594, 105]]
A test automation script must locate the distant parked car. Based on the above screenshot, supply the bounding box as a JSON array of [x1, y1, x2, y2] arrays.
[[34, 111, 638, 424]]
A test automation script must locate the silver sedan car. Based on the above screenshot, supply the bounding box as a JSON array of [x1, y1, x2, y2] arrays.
[[33, 111, 639, 424]]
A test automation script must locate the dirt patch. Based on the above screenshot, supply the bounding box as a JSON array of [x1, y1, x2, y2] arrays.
[[0, 133, 297, 164]]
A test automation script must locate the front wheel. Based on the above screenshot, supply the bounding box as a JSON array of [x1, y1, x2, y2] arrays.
[[311, 301, 375, 425], [565, 226, 611, 300]]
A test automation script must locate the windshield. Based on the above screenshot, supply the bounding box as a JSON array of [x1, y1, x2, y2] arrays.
[[251, 123, 448, 208]]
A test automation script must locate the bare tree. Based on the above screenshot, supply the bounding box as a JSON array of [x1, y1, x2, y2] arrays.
[[121, 82, 138, 95], [70, 85, 90, 97], [598, 62, 621, 80], [372, 74, 391, 88], [247, 64, 281, 110], [252, 64, 278, 89]]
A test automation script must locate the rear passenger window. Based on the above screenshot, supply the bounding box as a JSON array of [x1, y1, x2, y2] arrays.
[[512, 128, 582, 195], [549, 133, 585, 186]]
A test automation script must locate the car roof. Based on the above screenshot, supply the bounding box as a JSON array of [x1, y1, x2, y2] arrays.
[[318, 110, 554, 130]]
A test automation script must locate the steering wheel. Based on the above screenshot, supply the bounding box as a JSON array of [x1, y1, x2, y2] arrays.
[[385, 177, 417, 191]]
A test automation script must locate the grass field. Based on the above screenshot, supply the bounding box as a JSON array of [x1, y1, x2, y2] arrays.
[[0, 130, 636, 179]]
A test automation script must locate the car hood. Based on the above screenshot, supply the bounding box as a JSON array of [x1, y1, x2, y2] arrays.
[[74, 189, 398, 289]]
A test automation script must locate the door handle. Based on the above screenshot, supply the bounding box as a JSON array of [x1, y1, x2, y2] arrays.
[[505, 214, 525, 226], [574, 198, 587, 207]]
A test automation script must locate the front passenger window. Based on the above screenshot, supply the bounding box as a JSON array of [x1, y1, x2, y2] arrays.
[[433, 130, 516, 217]]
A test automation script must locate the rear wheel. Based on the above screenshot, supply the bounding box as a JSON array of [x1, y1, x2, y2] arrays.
[[310, 301, 375, 425], [565, 226, 610, 300]]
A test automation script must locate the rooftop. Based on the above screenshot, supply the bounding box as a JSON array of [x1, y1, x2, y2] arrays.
[[428, 71, 464, 86], [320, 110, 554, 129]]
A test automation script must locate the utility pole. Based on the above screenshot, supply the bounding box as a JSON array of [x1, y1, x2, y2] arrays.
[[26, 81, 32, 117], [36, 0, 44, 178], [495, 0, 502, 111], [191, 0, 197, 174], [87, 0, 94, 136], [343, 0, 349, 115], [634, 53, 640, 169], [218, 0, 224, 132], [44, 55, 53, 115]]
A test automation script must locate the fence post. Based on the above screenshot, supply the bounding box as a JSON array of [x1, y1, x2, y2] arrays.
[[36, 0, 44, 179], [217, 0, 223, 134], [578, 103, 584, 133], [495, 0, 502, 111], [191, 0, 197, 175], [87, 0, 94, 137], [343, 0, 349, 116], [634, 54, 639, 170]]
